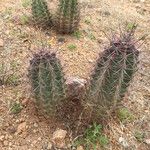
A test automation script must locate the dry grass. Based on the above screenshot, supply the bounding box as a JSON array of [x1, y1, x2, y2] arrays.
[[0, 0, 150, 149]]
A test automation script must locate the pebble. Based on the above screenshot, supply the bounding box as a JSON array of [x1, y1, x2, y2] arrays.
[[144, 139, 150, 145], [47, 142, 52, 149], [9, 142, 12, 146], [104, 11, 111, 16], [32, 140, 37, 145], [8, 135, 13, 140], [5, 134, 9, 140], [33, 129, 37, 133], [0, 135, 5, 141], [119, 137, 129, 148], [57, 37, 66, 43], [52, 129, 67, 148], [42, 142, 48, 150], [33, 122, 38, 128], [17, 122, 26, 134], [21, 98, 29, 106], [38, 137, 42, 141], [7, 126, 17, 134], [3, 140, 9, 146], [77, 146, 84, 150], [16, 119, 20, 123], [88, 59, 93, 63], [0, 39, 4, 47]]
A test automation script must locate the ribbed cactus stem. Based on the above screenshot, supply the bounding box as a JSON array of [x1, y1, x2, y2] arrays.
[[55, 0, 80, 34], [31, 0, 52, 27], [88, 27, 139, 108], [29, 51, 65, 114]]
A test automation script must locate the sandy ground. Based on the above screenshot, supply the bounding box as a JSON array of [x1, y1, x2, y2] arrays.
[[0, 0, 150, 149]]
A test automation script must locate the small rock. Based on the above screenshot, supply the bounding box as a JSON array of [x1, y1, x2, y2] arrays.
[[77, 146, 84, 150], [20, 118, 25, 122], [119, 137, 129, 148], [21, 98, 29, 106], [144, 139, 150, 145], [17, 122, 26, 134], [9, 142, 12, 146], [42, 142, 51, 150], [8, 135, 13, 140], [3, 140, 9, 146], [26, 125, 29, 129], [16, 119, 20, 123], [66, 77, 87, 99], [0, 135, 5, 141], [32, 140, 37, 145], [52, 129, 67, 148], [33, 122, 38, 128], [88, 59, 93, 63], [38, 137, 42, 141], [45, 32, 51, 36], [57, 37, 66, 43], [33, 129, 37, 133], [7, 126, 16, 134], [47, 142, 52, 149], [5, 134, 9, 140], [0, 39, 4, 47], [104, 11, 111, 16]]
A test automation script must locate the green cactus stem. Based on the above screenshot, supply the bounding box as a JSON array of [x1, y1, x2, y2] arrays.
[[28, 50, 65, 115], [55, 0, 80, 34]]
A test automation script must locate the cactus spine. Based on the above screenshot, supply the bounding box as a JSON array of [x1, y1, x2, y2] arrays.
[[31, 0, 52, 27], [29, 51, 65, 114], [88, 27, 139, 108], [55, 0, 80, 34]]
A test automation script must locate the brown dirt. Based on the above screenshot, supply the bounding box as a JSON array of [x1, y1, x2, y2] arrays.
[[0, 0, 150, 150]]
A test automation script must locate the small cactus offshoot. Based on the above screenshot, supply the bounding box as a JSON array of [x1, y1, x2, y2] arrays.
[[55, 0, 80, 34], [31, 0, 52, 27], [88, 25, 139, 108], [28, 50, 65, 115]]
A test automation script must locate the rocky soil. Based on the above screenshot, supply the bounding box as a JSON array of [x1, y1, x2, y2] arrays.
[[0, 0, 150, 150]]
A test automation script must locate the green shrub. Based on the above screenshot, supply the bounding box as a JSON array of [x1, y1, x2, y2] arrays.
[[10, 102, 22, 114], [117, 108, 134, 123], [74, 123, 109, 149], [67, 44, 77, 51]]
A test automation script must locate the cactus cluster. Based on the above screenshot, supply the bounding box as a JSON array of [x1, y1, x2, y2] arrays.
[[31, 0, 52, 27], [28, 51, 65, 115], [28, 25, 140, 123], [55, 0, 80, 33], [88, 27, 139, 108], [31, 0, 80, 33]]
